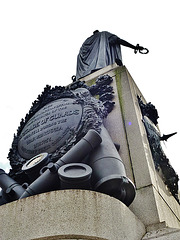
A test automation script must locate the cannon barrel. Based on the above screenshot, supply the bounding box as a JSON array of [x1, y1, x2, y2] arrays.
[[0, 169, 25, 203], [0, 190, 8, 206], [89, 126, 136, 206], [20, 129, 102, 199]]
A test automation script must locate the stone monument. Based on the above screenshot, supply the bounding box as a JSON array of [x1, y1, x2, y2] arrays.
[[0, 31, 179, 240]]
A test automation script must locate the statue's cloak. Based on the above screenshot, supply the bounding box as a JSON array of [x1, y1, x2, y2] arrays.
[[76, 31, 122, 80]]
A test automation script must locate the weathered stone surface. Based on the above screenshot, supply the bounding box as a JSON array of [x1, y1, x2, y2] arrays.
[[0, 190, 145, 240], [143, 226, 180, 240]]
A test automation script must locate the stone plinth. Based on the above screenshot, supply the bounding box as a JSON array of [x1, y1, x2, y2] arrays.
[[0, 190, 145, 240], [82, 64, 180, 229]]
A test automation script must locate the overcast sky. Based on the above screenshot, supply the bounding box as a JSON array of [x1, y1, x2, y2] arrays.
[[0, 1, 180, 186]]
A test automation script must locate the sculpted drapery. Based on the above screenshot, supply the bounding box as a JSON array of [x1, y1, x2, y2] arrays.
[[76, 31, 122, 80]]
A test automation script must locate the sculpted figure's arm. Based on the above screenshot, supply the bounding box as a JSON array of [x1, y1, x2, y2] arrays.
[[118, 39, 137, 49], [109, 35, 144, 51], [119, 39, 145, 52]]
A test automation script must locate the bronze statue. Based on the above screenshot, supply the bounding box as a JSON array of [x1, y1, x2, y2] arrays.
[[76, 30, 148, 80]]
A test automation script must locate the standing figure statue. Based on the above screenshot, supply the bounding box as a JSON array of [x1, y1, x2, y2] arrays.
[[76, 30, 148, 80]]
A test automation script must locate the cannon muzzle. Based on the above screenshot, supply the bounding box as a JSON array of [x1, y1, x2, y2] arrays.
[[0, 169, 25, 204], [22, 152, 50, 182]]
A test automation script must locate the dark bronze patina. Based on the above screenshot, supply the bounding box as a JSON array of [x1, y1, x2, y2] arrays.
[[76, 30, 148, 80], [138, 96, 179, 203]]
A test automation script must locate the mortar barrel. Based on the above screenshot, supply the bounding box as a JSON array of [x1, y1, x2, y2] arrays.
[[89, 126, 136, 206]]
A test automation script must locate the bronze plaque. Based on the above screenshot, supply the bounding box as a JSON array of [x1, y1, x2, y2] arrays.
[[18, 98, 83, 159]]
